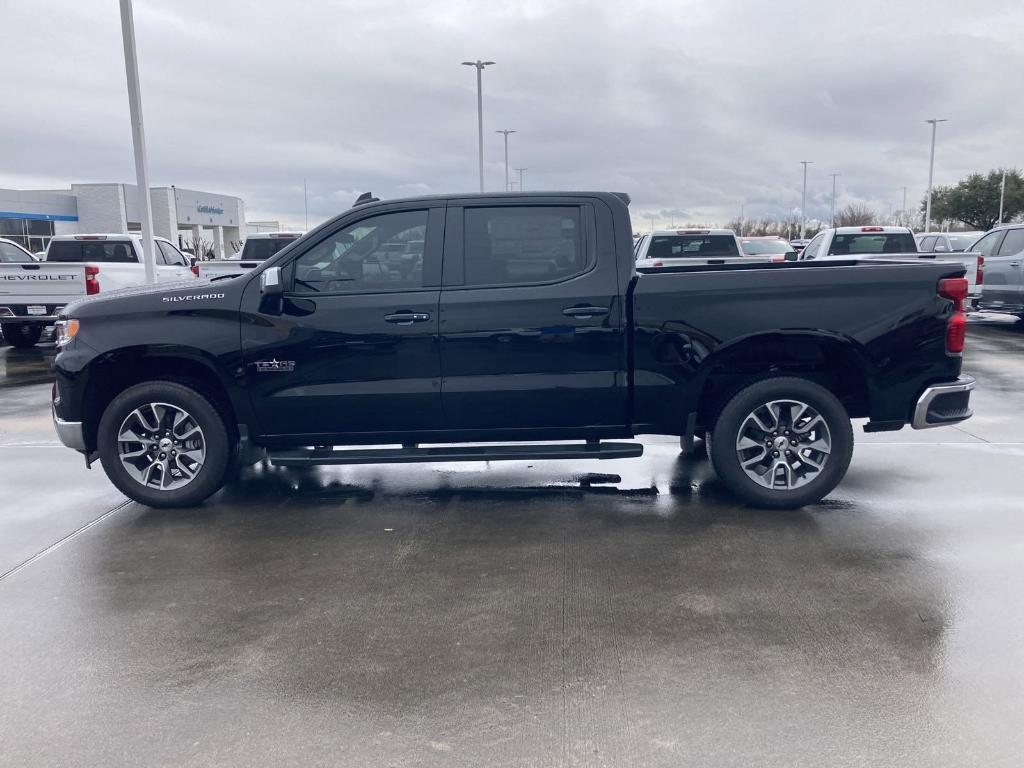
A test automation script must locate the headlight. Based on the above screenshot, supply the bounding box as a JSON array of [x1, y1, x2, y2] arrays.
[[55, 318, 80, 347]]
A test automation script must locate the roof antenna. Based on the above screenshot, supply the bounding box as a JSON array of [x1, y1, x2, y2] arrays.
[[353, 192, 379, 207]]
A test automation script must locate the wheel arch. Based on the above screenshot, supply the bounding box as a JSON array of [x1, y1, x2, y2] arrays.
[[693, 331, 875, 430], [80, 346, 241, 453]]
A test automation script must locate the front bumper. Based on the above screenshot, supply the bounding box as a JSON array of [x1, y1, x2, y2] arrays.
[[52, 405, 86, 451], [912, 376, 975, 429]]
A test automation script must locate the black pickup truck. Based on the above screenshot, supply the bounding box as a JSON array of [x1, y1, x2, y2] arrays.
[[51, 192, 974, 509]]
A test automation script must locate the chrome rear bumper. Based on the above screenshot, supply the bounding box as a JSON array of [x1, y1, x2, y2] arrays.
[[912, 376, 975, 429]]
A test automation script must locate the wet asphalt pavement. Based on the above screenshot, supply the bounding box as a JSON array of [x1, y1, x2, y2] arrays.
[[1, 317, 1023, 767]]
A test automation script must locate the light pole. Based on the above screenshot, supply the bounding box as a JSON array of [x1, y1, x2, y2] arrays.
[[800, 160, 813, 238], [462, 60, 494, 192], [999, 169, 1007, 225], [496, 129, 516, 191], [828, 173, 840, 228], [118, 0, 157, 284], [924, 118, 948, 233], [515, 167, 527, 192]]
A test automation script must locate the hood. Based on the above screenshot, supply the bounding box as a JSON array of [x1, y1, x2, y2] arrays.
[[63, 277, 233, 318]]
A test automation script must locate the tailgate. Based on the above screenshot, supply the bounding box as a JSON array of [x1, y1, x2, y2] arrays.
[[0, 262, 87, 303], [914, 252, 979, 294]]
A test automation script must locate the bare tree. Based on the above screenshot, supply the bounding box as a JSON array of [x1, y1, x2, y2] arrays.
[[183, 237, 215, 261], [834, 204, 877, 227]]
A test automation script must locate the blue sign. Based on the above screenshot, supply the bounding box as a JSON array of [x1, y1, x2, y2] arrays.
[[197, 204, 224, 215]]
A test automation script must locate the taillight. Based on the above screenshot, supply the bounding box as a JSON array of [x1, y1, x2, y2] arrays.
[[938, 277, 968, 354], [85, 265, 100, 295], [976, 256, 984, 286], [191, 264, 200, 277]]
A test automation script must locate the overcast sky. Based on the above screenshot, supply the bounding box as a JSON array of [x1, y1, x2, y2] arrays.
[[4, 0, 1023, 231]]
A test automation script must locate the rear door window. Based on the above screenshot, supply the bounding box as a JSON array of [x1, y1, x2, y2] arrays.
[[462, 206, 587, 287], [157, 240, 188, 266], [918, 236, 936, 251]]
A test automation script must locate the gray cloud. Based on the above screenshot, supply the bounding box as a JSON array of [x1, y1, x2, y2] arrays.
[[3, 0, 1022, 231]]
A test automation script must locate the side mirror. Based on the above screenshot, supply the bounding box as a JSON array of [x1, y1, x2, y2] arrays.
[[261, 266, 283, 295], [934, 244, 948, 253], [784, 251, 798, 261], [189, 256, 197, 268]]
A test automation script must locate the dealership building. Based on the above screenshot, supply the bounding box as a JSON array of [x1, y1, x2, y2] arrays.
[[0, 183, 248, 256]]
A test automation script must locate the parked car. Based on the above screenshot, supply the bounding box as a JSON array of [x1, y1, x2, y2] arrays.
[[800, 225, 984, 302], [740, 236, 798, 261], [634, 229, 751, 267], [971, 224, 1024, 317], [917, 232, 985, 253], [790, 238, 809, 255], [0, 234, 196, 348], [51, 192, 973, 510]]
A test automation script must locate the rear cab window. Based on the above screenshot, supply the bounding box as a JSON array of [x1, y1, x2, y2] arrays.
[[241, 236, 301, 261], [47, 240, 138, 263], [827, 233, 917, 255], [645, 234, 739, 259]]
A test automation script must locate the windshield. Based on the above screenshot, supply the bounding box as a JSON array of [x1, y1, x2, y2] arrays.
[[947, 234, 981, 251], [0, 241, 34, 263], [827, 233, 917, 255], [240, 237, 300, 261], [645, 235, 740, 258], [741, 239, 793, 255]]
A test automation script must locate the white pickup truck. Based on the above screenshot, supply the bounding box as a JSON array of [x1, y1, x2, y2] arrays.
[[198, 231, 303, 280], [798, 226, 984, 301], [0, 233, 196, 348]]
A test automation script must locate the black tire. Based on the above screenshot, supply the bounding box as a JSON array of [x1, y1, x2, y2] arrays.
[[2, 323, 43, 349], [97, 381, 231, 508], [709, 377, 853, 509]]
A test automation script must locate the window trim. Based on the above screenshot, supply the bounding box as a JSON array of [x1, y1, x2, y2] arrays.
[[282, 206, 443, 297], [442, 202, 596, 291]]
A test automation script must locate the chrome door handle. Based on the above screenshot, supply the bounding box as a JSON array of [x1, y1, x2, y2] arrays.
[[562, 306, 609, 319], [384, 312, 431, 325]]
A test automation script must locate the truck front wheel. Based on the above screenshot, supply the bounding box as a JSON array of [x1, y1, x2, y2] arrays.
[[2, 323, 43, 349], [97, 381, 231, 508], [709, 377, 853, 509]]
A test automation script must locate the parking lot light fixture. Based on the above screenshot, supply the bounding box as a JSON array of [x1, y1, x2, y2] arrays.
[[462, 60, 495, 192], [829, 173, 840, 228], [800, 161, 813, 239], [496, 130, 516, 191], [924, 118, 948, 233]]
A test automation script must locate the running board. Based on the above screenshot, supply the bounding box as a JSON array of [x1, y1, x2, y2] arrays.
[[268, 442, 643, 466]]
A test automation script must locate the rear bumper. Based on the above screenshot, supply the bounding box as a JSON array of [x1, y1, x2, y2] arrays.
[[52, 405, 86, 451], [0, 305, 65, 323], [912, 376, 975, 429]]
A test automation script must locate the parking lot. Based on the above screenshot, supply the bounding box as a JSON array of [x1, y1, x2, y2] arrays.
[[0, 316, 1022, 767]]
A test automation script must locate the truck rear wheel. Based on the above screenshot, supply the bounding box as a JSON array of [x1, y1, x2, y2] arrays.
[[2, 323, 43, 349], [709, 377, 853, 509], [97, 381, 231, 508]]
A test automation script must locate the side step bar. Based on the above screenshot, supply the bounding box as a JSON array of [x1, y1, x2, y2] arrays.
[[268, 441, 644, 467]]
